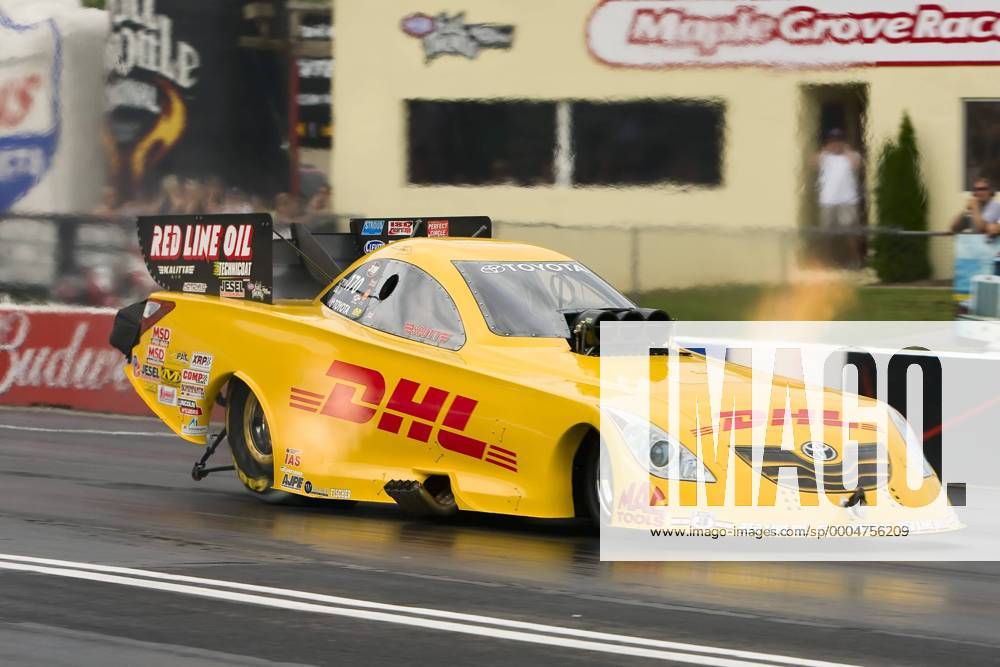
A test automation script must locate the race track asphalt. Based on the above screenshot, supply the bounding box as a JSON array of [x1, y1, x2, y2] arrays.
[[1, 406, 998, 666]]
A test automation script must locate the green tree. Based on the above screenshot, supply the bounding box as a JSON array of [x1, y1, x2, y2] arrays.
[[872, 113, 932, 282]]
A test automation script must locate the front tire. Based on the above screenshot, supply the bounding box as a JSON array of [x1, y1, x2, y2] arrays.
[[574, 431, 613, 523], [226, 379, 297, 504]]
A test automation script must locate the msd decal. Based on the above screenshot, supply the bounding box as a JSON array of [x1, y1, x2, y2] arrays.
[[290, 360, 519, 473], [0, 9, 61, 211], [588, 0, 1000, 68]]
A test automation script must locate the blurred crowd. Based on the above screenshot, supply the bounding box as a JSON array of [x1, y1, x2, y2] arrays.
[[93, 170, 332, 226], [19, 169, 335, 308]]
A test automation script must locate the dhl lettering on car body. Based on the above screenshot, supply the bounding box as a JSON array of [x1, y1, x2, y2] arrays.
[[290, 360, 518, 473]]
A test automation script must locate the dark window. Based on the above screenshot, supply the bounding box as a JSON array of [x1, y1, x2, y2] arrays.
[[965, 100, 1000, 189], [453, 260, 633, 338], [407, 100, 556, 186], [571, 100, 724, 186], [323, 259, 465, 350]]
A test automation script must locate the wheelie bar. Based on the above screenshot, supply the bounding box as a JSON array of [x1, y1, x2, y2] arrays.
[[191, 428, 235, 481]]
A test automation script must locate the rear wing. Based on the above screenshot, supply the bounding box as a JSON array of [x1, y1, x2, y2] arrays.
[[137, 214, 492, 302]]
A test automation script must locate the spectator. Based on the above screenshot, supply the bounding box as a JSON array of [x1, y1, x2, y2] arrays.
[[306, 184, 331, 215], [181, 178, 207, 214], [221, 187, 252, 213], [273, 192, 304, 226], [157, 175, 184, 214], [951, 177, 1000, 235], [205, 176, 225, 213], [814, 128, 863, 267]]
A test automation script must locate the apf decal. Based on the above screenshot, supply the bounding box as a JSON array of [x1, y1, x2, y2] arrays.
[[290, 360, 518, 472]]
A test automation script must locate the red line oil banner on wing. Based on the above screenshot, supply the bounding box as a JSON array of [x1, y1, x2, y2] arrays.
[[137, 213, 273, 303], [0, 306, 151, 415], [588, 0, 1000, 68]]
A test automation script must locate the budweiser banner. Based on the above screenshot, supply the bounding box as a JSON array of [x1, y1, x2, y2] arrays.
[[587, 0, 1000, 68], [0, 306, 150, 415], [137, 213, 273, 303]]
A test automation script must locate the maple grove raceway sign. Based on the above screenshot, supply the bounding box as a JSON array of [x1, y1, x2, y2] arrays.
[[587, 0, 1000, 68]]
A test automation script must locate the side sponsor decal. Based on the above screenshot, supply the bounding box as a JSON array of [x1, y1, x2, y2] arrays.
[[159, 367, 181, 385], [180, 383, 205, 399], [181, 368, 209, 386], [146, 344, 166, 366], [289, 360, 519, 473], [363, 239, 385, 254], [281, 472, 304, 491], [189, 352, 213, 372], [150, 325, 171, 347], [181, 415, 207, 436], [157, 384, 177, 406]]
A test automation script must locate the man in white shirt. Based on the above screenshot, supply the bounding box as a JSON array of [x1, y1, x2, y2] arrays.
[[814, 128, 863, 267], [951, 177, 1000, 236]]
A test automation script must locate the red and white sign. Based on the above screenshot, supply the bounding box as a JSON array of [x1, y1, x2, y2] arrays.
[[146, 343, 166, 366], [427, 220, 450, 237], [0, 306, 151, 416], [388, 220, 414, 236], [148, 223, 254, 261], [150, 325, 171, 347], [181, 368, 209, 386], [587, 1, 1000, 68]]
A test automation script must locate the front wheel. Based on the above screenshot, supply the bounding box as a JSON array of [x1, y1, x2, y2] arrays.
[[226, 379, 298, 504], [575, 432, 613, 523]]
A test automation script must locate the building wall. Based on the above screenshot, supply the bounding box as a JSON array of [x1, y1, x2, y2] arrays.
[[332, 0, 994, 289]]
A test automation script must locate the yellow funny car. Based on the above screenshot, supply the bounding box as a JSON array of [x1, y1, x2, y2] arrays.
[[110, 213, 948, 526]]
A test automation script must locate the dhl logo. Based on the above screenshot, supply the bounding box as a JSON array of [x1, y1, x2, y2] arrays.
[[290, 361, 518, 473], [691, 408, 878, 437]]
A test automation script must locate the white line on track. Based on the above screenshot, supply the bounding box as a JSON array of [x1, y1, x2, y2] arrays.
[[0, 424, 175, 438], [0, 554, 860, 667]]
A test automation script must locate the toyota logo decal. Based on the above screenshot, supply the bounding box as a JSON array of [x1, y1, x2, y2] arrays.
[[801, 441, 837, 462]]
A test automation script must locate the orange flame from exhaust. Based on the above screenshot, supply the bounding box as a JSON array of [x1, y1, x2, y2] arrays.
[[130, 82, 186, 187], [752, 264, 858, 321]]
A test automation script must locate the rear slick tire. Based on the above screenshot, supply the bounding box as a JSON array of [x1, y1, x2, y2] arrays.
[[226, 379, 298, 505]]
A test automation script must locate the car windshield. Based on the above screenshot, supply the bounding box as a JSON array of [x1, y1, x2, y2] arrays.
[[453, 260, 634, 337]]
